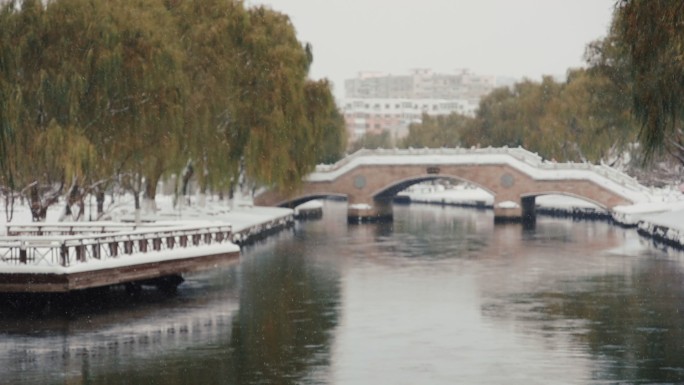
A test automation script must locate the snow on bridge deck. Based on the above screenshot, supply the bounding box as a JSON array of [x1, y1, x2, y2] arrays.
[[308, 147, 653, 205]]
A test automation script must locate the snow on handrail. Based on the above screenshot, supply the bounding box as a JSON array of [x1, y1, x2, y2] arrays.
[[315, 146, 546, 172], [4, 221, 197, 236], [312, 146, 650, 197], [0, 224, 234, 267]]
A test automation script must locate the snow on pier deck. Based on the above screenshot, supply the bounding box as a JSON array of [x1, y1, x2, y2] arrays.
[[0, 223, 240, 293], [0, 203, 295, 293]]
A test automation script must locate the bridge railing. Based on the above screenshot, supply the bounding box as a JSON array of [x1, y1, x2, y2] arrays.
[[315, 146, 545, 172], [314, 146, 649, 194], [595, 164, 648, 191], [536, 161, 648, 192], [0, 224, 233, 267], [4, 222, 174, 236]]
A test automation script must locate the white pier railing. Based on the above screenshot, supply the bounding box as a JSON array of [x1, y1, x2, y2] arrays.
[[0, 224, 233, 267]]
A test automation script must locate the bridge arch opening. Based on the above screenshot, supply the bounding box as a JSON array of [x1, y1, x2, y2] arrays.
[[271, 181, 614, 224], [368, 177, 613, 223], [521, 192, 610, 221], [524, 191, 609, 211], [371, 174, 495, 203], [276, 193, 347, 208]]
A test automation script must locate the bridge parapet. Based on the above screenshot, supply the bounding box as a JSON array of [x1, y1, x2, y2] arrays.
[[537, 161, 647, 193], [313, 146, 649, 198], [316, 146, 545, 173], [258, 146, 653, 223]]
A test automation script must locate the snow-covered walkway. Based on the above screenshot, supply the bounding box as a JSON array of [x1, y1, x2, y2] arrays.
[[0, 196, 294, 292]]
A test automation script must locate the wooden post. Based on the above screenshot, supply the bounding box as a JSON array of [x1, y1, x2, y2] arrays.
[[124, 240, 133, 254], [61, 244, 69, 266], [76, 245, 86, 262], [19, 243, 27, 264], [109, 242, 118, 257]]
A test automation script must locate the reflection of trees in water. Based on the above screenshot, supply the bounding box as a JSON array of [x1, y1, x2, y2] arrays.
[[228, 239, 341, 384], [492, 258, 684, 383], [0, 234, 342, 385]]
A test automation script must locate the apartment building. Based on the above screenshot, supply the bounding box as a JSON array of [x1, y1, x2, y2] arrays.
[[343, 69, 495, 143], [343, 98, 476, 143]]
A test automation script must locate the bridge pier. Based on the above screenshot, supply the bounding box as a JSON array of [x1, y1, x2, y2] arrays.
[[521, 196, 536, 223], [494, 196, 536, 224], [347, 198, 393, 224]]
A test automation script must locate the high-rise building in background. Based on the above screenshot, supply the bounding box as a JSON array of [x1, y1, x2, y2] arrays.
[[342, 68, 497, 144]]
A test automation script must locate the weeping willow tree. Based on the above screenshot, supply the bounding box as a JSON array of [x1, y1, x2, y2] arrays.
[[168, 0, 248, 202], [229, 6, 314, 195], [169, 1, 346, 202], [612, 0, 684, 162], [304, 79, 347, 165], [0, 0, 346, 221], [33, 122, 97, 220], [0, 0, 72, 221], [95, 0, 187, 212], [0, 3, 21, 221], [0, 0, 187, 219]]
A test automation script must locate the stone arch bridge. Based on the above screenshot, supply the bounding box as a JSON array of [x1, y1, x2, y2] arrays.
[[254, 147, 652, 223]]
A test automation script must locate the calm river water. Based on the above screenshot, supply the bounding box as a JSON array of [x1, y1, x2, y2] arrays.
[[1, 201, 684, 384]]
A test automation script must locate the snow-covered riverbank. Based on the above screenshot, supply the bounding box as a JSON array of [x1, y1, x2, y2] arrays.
[[400, 184, 684, 250], [4, 186, 684, 251]]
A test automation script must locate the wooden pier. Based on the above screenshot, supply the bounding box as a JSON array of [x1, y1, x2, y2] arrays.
[[0, 223, 239, 293]]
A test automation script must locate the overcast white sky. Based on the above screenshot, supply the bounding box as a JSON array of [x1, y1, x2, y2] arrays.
[[245, 0, 615, 99]]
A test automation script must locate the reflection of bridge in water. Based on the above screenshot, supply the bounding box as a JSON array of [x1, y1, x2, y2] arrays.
[[256, 147, 652, 223], [333, 203, 624, 266]]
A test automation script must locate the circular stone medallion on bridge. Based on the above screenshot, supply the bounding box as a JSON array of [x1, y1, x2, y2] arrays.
[[500, 173, 515, 188], [353, 175, 366, 189]]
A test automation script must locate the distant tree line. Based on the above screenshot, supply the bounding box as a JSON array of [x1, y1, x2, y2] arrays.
[[361, 1, 684, 184], [397, 40, 639, 165], [0, 0, 347, 221]]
